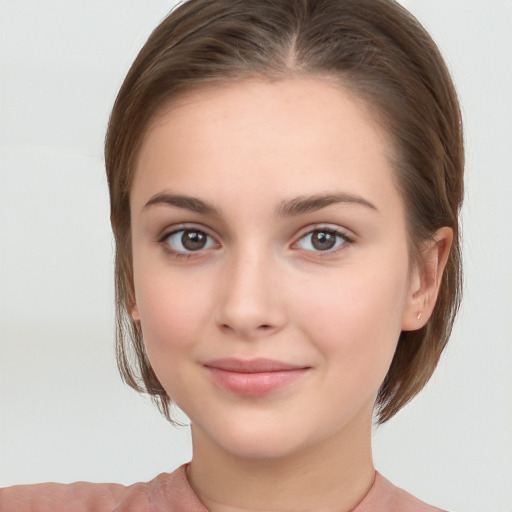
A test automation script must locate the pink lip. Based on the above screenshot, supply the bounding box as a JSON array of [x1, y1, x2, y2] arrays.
[[203, 358, 310, 396]]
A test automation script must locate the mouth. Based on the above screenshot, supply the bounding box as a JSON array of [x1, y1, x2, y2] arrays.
[[203, 358, 311, 396]]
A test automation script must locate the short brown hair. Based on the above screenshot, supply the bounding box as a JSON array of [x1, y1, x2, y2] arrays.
[[105, 0, 463, 424]]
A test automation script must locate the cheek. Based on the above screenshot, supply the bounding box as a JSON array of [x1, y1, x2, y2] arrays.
[[133, 268, 214, 357], [294, 263, 409, 386], [132, 268, 218, 406]]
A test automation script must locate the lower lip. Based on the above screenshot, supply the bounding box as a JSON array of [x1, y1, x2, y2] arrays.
[[205, 367, 309, 396]]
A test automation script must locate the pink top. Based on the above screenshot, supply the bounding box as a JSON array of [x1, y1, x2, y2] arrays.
[[0, 464, 447, 512]]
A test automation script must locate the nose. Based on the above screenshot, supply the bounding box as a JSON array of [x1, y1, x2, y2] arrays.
[[215, 249, 287, 340]]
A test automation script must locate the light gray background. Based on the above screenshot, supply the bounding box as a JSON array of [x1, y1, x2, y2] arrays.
[[0, 1, 511, 511]]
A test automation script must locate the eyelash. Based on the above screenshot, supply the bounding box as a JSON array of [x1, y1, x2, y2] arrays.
[[158, 226, 219, 259], [158, 225, 354, 260], [294, 227, 354, 258]]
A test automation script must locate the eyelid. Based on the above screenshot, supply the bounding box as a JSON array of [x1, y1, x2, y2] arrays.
[[156, 223, 354, 259], [157, 223, 217, 242], [292, 224, 355, 254], [158, 223, 220, 256], [294, 223, 354, 240]]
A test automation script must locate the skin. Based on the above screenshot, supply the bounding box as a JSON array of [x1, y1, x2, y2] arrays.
[[129, 78, 452, 512]]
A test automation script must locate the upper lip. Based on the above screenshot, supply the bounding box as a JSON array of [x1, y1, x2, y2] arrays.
[[203, 358, 309, 373]]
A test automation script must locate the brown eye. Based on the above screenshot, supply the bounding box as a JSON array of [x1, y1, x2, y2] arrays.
[[296, 229, 348, 252], [165, 229, 217, 253], [182, 230, 207, 250], [311, 231, 337, 250]]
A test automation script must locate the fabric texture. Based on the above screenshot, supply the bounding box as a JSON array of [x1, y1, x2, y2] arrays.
[[0, 464, 447, 512]]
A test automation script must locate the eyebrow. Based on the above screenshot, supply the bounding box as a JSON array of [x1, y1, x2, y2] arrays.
[[143, 191, 378, 216], [277, 193, 379, 216], [143, 192, 221, 216]]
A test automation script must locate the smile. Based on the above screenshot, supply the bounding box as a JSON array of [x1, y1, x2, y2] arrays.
[[203, 358, 311, 396]]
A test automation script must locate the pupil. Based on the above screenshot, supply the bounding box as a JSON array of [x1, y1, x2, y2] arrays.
[[312, 231, 336, 251], [182, 230, 206, 251]]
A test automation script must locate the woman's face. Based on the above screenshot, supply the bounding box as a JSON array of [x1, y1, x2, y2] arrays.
[[129, 78, 423, 459]]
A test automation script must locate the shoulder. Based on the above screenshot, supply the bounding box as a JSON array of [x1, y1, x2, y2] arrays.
[[353, 471, 448, 512], [0, 480, 148, 512], [0, 464, 205, 512]]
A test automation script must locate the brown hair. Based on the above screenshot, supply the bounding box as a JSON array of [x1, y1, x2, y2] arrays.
[[105, 0, 463, 424]]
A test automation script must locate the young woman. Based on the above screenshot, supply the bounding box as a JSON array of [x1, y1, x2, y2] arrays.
[[0, 0, 463, 510]]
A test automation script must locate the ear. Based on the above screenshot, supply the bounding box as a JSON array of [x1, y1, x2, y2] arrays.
[[401, 227, 453, 331], [130, 302, 141, 322]]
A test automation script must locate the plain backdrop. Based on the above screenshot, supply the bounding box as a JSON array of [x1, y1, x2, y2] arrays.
[[0, 1, 511, 511]]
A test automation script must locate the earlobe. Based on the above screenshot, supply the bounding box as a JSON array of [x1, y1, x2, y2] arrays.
[[131, 303, 141, 322], [401, 227, 453, 331]]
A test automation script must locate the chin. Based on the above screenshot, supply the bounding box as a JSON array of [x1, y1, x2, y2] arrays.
[[219, 434, 300, 460], [200, 417, 309, 460]]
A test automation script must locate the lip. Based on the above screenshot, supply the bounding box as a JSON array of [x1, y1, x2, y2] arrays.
[[203, 358, 310, 396]]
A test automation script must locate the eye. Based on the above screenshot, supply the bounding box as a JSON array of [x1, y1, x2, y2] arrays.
[[295, 228, 350, 253], [162, 228, 218, 254]]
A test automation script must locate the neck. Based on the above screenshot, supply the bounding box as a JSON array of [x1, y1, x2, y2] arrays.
[[186, 409, 375, 512]]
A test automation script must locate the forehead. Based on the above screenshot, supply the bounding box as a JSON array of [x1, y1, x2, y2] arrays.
[[131, 78, 399, 215]]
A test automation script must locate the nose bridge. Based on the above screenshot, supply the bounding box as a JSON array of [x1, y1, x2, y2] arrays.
[[216, 241, 285, 337]]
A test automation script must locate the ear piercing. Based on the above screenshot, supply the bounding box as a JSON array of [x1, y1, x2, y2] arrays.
[[417, 312, 423, 320]]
